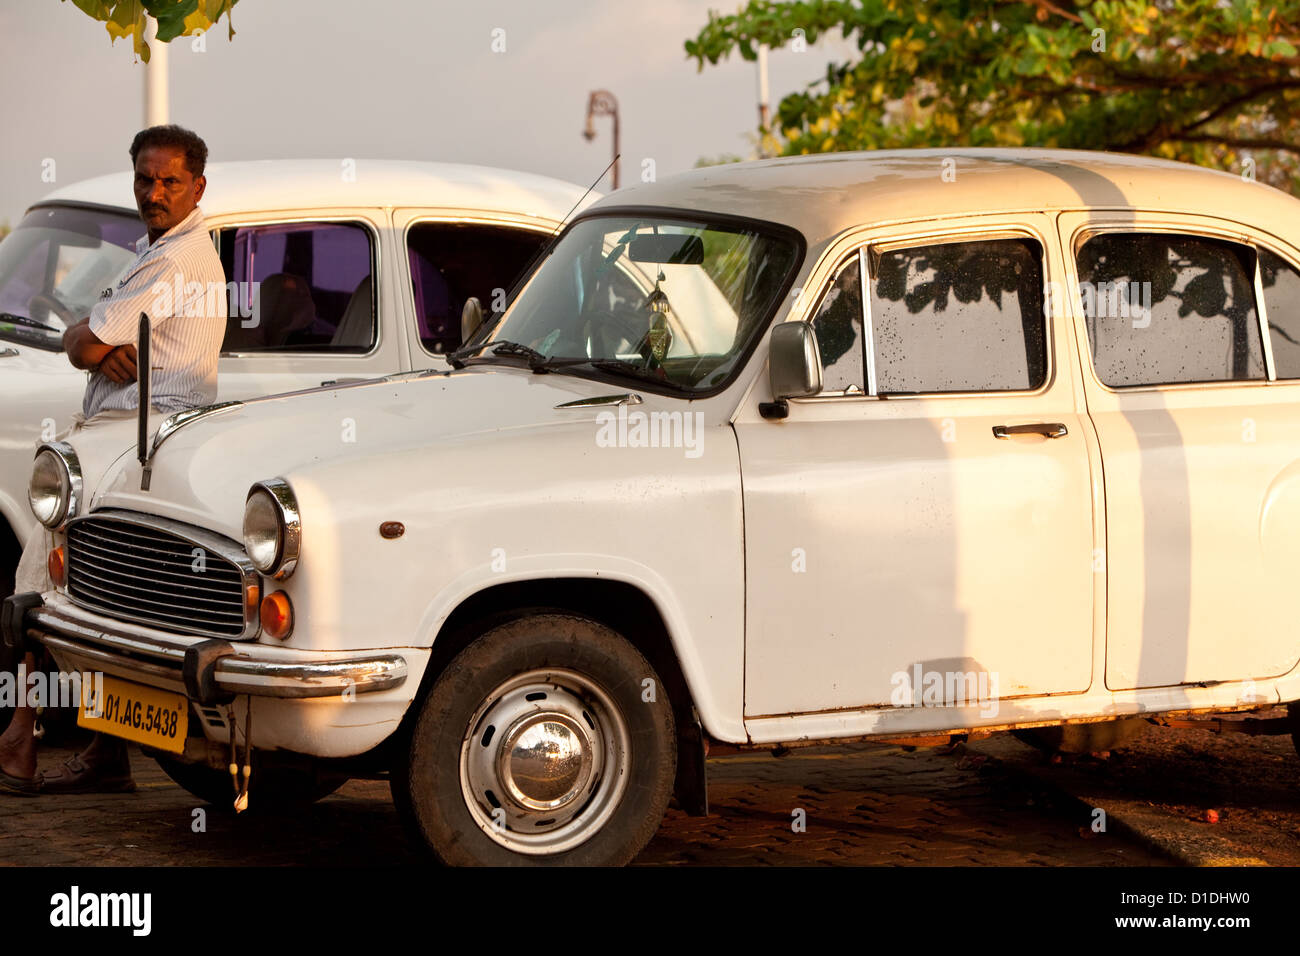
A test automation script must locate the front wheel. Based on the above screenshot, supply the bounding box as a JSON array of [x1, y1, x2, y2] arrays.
[[393, 613, 676, 866]]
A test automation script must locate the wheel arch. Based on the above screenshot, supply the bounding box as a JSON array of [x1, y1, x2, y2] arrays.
[[398, 577, 712, 815]]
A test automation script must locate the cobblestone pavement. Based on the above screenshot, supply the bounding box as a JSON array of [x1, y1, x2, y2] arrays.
[[0, 736, 1165, 866], [974, 711, 1300, 867]]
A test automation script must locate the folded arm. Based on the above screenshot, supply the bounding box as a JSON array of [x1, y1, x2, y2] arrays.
[[64, 320, 138, 383]]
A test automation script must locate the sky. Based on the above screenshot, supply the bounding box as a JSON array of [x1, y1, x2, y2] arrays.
[[0, 0, 857, 227]]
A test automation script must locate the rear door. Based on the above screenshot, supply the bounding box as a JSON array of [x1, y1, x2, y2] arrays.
[[210, 212, 399, 397], [1059, 212, 1300, 689]]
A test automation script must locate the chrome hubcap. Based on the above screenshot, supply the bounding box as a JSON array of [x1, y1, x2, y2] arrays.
[[460, 669, 629, 855]]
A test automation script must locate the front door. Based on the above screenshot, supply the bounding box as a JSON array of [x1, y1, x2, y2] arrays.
[[738, 217, 1096, 719]]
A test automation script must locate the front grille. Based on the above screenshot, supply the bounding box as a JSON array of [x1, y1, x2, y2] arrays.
[[66, 512, 253, 638]]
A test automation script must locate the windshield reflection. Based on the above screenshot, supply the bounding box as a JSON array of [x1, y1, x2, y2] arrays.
[[479, 215, 800, 394], [0, 205, 144, 351]]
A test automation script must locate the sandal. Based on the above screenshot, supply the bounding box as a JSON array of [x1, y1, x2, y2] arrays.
[[38, 754, 136, 794]]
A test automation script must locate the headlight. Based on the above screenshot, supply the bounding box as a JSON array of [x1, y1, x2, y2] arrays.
[[28, 443, 82, 529], [243, 478, 300, 578]]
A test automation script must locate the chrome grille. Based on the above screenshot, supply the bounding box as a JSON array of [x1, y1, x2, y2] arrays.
[[65, 511, 257, 639]]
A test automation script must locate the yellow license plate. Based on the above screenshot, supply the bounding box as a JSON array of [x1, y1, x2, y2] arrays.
[[78, 674, 189, 754]]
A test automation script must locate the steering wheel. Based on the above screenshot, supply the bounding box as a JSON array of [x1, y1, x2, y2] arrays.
[[28, 292, 78, 328], [581, 309, 663, 370]]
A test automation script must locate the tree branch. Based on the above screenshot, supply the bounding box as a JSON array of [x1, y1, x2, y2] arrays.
[[1168, 133, 1300, 156]]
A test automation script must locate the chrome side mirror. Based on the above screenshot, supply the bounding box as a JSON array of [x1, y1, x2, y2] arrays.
[[769, 321, 822, 399], [461, 297, 484, 345]]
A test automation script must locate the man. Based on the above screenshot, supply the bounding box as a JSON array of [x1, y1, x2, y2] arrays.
[[0, 125, 226, 796]]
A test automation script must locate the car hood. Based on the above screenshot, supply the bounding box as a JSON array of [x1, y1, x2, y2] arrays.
[[86, 366, 700, 539], [0, 341, 72, 373]]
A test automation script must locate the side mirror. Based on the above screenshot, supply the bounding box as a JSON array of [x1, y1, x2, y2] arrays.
[[461, 297, 484, 345], [769, 321, 822, 399]]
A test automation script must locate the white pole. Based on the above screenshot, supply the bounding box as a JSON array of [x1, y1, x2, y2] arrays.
[[144, 17, 169, 127], [756, 44, 771, 132]]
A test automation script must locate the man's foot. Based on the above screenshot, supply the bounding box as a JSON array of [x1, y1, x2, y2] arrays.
[[38, 753, 136, 794], [0, 768, 41, 797], [0, 725, 38, 784]]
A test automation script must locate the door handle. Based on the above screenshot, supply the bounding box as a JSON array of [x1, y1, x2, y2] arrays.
[[992, 422, 1068, 439]]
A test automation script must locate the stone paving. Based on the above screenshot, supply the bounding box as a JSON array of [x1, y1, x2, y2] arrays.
[[0, 737, 1165, 866]]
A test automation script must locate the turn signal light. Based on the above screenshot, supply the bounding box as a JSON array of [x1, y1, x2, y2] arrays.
[[47, 546, 66, 588], [260, 590, 293, 640]]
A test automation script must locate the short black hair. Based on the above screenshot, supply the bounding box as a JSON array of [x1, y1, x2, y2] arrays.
[[129, 125, 208, 179]]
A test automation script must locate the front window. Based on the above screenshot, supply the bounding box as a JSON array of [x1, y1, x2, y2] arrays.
[[408, 222, 547, 356], [475, 214, 801, 394], [0, 205, 144, 351]]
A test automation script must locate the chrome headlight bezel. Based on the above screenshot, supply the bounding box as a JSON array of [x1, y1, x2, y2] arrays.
[[243, 478, 300, 579], [28, 442, 82, 530]]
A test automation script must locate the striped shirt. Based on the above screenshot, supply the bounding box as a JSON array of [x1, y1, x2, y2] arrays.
[[82, 206, 227, 419]]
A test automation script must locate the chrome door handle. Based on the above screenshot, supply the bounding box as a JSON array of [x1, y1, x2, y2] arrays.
[[992, 423, 1068, 439]]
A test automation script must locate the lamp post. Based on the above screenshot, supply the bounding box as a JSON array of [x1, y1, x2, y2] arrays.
[[583, 90, 620, 189], [143, 16, 169, 126]]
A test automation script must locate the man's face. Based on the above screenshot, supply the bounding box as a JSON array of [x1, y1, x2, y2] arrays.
[[133, 145, 205, 240]]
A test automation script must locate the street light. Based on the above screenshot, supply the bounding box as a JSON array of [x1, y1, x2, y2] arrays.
[[583, 90, 620, 190], [143, 16, 168, 126]]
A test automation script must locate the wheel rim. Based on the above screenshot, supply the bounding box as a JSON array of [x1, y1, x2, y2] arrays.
[[459, 668, 630, 855]]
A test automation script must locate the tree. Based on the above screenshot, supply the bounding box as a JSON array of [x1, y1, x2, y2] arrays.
[[61, 0, 239, 61], [685, 0, 1300, 190]]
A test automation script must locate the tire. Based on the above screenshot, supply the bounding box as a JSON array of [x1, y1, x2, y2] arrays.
[[1013, 717, 1148, 755], [154, 754, 347, 812], [393, 613, 676, 866]]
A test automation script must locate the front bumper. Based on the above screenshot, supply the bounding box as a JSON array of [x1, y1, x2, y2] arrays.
[[7, 594, 408, 702]]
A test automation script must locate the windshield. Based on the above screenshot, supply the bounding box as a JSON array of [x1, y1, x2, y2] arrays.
[[0, 204, 144, 351], [478, 214, 801, 393]]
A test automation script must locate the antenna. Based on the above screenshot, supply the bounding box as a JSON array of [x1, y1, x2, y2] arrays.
[[136, 313, 152, 491], [449, 155, 618, 364]]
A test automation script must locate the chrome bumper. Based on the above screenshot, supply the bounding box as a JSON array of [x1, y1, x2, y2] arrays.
[[26, 604, 407, 700]]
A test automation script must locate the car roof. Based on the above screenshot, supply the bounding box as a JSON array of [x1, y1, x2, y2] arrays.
[[34, 158, 593, 223], [586, 148, 1300, 245]]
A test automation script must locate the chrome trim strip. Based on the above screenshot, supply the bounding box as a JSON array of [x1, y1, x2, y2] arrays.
[[216, 656, 407, 698], [858, 248, 877, 397], [65, 509, 261, 640], [247, 478, 301, 579], [1253, 251, 1277, 381], [40, 633, 188, 692], [554, 393, 643, 409], [148, 401, 242, 465], [29, 606, 406, 699]]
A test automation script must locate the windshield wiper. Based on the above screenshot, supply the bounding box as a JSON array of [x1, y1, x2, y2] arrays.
[[0, 312, 60, 334], [455, 340, 556, 371], [446, 317, 511, 368], [532, 357, 691, 392]]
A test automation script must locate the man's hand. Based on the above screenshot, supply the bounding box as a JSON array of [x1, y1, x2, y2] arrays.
[[63, 317, 136, 380], [97, 345, 138, 384]]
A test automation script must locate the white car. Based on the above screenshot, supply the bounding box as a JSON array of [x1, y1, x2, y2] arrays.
[[9, 148, 1300, 866], [0, 159, 593, 594]]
